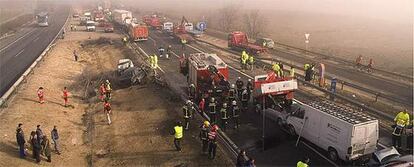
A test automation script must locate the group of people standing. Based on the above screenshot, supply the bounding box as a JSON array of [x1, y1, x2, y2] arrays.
[[36, 86, 70, 107], [99, 80, 113, 125], [16, 123, 60, 163]]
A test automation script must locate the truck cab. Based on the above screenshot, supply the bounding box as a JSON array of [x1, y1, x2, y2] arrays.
[[86, 21, 96, 31]]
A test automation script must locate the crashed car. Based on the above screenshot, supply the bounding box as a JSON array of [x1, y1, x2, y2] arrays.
[[117, 59, 134, 74], [118, 67, 147, 85], [367, 146, 413, 167]]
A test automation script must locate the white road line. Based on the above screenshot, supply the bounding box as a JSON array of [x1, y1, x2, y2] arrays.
[[0, 28, 36, 52], [33, 36, 40, 42], [301, 141, 339, 167], [14, 49, 25, 57]]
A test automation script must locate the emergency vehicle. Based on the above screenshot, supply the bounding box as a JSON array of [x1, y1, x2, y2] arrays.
[[180, 53, 230, 101]]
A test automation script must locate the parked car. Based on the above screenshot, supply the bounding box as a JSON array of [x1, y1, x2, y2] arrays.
[[256, 37, 275, 49], [367, 147, 413, 167], [117, 59, 134, 74], [104, 23, 114, 33]]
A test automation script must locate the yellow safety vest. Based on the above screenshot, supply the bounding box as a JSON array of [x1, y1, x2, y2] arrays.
[[297, 161, 308, 167], [249, 56, 254, 64], [395, 112, 410, 126], [174, 126, 183, 139], [154, 55, 158, 65], [304, 64, 310, 71], [290, 68, 295, 77]]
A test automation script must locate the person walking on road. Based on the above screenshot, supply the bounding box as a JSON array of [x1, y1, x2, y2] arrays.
[[73, 50, 78, 61], [16, 123, 26, 158], [198, 98, 206, 114], [246, 79, 253, 101], [228, 84, 236, 104], [31, 133, 41, 163], [42, 136, 52, 162], [236, 77, 244, 100], [199, 121, 210, 154], [241, 88, 249, 110], [172, 121, 183, 152], [104, 100, 112, 125], [37, 87, 45, 104], [63, 87, 69, 107], [36, 125, 44, 146], [51, 126, 61, 155], [297, 157, 310, 167], [208, 125, 219, 159]]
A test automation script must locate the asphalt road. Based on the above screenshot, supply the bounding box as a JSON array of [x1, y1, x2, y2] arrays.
[[0, 7, 69, 96], [205, 30, 413, 109], [134, 29, 337, 166]]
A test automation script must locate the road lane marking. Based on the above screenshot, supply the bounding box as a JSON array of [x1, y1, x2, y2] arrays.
[[14, 49, 25, 57], [0, 28, 36, 52], [33, 36, 40, 42]]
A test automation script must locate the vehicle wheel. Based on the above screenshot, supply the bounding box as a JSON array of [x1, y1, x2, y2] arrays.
[[328, 147, 339, 162], [287, 125, 296, 136], [277, 118, 283, 127]]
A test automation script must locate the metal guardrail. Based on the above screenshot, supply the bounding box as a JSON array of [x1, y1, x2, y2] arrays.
[[0, 12, 71, 107], [196, 39, 395, 122]]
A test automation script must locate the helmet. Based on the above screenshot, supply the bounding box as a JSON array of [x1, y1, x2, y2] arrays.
[[212, 125, 219, 131], [248, 79, 251, 82], [186, 100, 191, 104], [168, 45, 172, 48], [238, 77, 241, 80], [105, 80, 110, 83], [223, 103, 227, 107], [190, 84, 195, 87], [232, 100, 237, 106], [211, 97, 215, 102], [204, 121, 210, 127], [231, 84, 235, 88]]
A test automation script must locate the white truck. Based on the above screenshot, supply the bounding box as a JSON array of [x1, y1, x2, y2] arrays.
[[162, 22, 173, 33], [265, 100, 379, 162], [112, 9, 132, 25], [86, 21, 96, 31]]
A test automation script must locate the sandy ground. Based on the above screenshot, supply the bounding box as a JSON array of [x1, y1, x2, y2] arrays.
[[0, 16, 232, 166]]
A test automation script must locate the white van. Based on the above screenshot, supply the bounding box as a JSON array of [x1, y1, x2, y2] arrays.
[[163, 22, 173, 33], [86, 21, 96, 31], [266, 100, 379, 162]]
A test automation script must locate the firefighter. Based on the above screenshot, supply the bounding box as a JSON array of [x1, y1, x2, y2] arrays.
[[355, 55, 363, 68], [231, 100, 240, 129], [246, 79, 253, 101], [241, 88, 249, 110], [150, 55, 155, 69], [62, 87, 69, 107], [248, 55, 254, 70], [392, 109, 410, 149], [122, 36, 128, 45], [37, 87, 45, 104], [304, 63, 310, 71], [228, 84, 236, 104], [199, 121, 210, 154], [104, 100, 112, 125], [278, 62, 284, 77], [214, 86, 223, 104], [158, 46, 165, 58], [104, 80, 112, 100], [208, 125, 219, 159], [367, 58, 373, 73], [272, 62, 281, 77], [181, 39, 187, 50], [199, 98, 206, 114], [241, 51, 249, 69], [183, 100, 192, 130], [208, 97, 217, 124], [236, 77, 244, 100], [290, 67, 295, 78], [220, 103, 229, 132], [188, 84, 196, 101], [166, 45, 172, 59], [99, 83, 106, 101], [153, 54, 158, 69], [297, 157, 310, 167]]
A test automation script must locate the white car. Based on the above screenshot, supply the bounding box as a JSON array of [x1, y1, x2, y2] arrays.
[[117, 59, 134, 74], [86, 21, 96, 31]]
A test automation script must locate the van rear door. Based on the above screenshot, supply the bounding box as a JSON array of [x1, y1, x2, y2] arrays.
[[351, 122, 378, 159]]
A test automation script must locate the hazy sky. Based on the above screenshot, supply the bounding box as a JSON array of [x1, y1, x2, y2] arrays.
[[124, 0, 413, 25]]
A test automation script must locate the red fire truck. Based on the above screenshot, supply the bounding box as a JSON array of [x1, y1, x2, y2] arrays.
[[180, 53, 230, 101]]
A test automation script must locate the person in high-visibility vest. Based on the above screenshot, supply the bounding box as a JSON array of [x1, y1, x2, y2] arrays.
[[122, 36, 127, 45], [149, 55, 155, 69], [392, 109, 410, 148], [172, 121, 183, 151], [297, 157, 310, 167], [181, 39, 187, 50], [272, 63, 281, 77], [241, 51, 249, 69], [304, 63, 310, 71], [290, 67, 295, 78], [248, 55, 254, 70], [153, 54, 158, 68]]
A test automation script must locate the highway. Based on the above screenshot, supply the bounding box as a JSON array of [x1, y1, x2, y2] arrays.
[[205, 30, 414, 109], [0, 6, 69, 96], [132, 29, 337, 166]]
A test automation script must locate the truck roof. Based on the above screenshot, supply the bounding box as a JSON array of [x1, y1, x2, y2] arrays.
[[189, 53, 227, 70], [113, 9, 131, 13], [301, 100, 376, 125]]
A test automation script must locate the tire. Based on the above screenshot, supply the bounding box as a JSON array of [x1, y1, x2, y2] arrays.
[[287, 125, 296, 136], [277, 118, 283, 127], [328, 147, 339, 162]]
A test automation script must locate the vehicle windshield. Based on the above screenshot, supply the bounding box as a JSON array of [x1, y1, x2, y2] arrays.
[[86, 22, 95, 26]]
